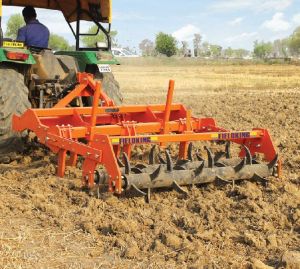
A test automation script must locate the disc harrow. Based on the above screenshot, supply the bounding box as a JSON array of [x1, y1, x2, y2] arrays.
[[13, 72, 281, 200]]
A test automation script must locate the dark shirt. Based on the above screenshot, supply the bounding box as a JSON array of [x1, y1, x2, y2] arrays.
[[17, 19, 50, 48]]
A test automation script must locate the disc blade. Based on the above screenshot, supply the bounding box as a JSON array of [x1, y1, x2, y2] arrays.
[[225, 142, 231, 159], [242, 145, 252, 165], [123, 152, 131, 175], [204, 146, 214, 168], [165, 150, 173, 172], [234, 157, 246, 172], [150, 165, 163, 181], [149, 145, 156, 165], [188, 143, 193, 161], [172, 180, 188, 196], [131, 183, 147, 196]]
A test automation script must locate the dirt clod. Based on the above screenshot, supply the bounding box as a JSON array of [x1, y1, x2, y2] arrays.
[[0, 64, 299, 268], [161, 233, 182, 250], [281, 251, 300, 269], [249, 258, 273, 269]]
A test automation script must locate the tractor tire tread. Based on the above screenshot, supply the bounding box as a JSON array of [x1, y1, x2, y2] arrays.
[[0, 67, 31, 153]]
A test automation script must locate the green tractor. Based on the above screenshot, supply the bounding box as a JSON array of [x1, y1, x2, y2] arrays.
[[0, 0, 123, 152]]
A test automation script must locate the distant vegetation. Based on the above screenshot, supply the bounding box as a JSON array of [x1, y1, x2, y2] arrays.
[[5, 13, 300, 59], [81, 25, 118, 48], [139, 27, 300, 60]]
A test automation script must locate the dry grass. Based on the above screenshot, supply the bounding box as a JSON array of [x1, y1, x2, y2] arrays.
[[113, 61, 300, 105]]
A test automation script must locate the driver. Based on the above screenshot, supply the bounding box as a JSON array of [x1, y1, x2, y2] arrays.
[[17, 6, 50, 48]]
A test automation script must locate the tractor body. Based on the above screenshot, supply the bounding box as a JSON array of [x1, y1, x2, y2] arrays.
[[0, 1, 281, 200], [0, 1, 122, 150]]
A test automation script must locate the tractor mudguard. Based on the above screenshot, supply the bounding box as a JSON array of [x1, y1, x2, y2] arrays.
[[55, 50, 119, 72], [0, 47, 35, 65]]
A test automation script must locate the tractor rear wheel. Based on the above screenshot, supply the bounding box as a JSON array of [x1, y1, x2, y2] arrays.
[[98, 72, 123, 105], [0, 66, 31, 153], [85, 65, 123, 105]]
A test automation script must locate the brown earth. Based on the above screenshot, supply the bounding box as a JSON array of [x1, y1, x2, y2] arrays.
[[0, 62, 299, 268]]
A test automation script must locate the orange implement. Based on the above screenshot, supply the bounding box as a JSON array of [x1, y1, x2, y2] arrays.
[[13, 73, 280, 197]]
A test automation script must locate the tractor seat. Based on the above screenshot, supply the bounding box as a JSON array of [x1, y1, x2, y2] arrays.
[[29, 45, 51, 54]]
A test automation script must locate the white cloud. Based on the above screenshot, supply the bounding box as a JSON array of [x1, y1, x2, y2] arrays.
[[293, 13, 300, 24], [225, 32, 258, 43], [229, 17, 244, 26], [211, 0, 293, 12], [262, 12, 291, 32], [172, 24, 201, 41]]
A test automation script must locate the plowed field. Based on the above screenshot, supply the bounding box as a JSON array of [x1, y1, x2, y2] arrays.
[[0, 61, 299, 268]]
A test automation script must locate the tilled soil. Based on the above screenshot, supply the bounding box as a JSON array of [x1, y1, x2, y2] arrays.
[[0, 64, 299, 269]]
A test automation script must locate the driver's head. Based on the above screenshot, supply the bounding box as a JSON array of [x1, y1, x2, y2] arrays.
[[22, 6, 37, 24]]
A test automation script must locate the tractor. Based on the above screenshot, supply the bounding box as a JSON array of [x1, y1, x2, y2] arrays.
[[1, 1, 281, 200], [0, 0, 122, 152]]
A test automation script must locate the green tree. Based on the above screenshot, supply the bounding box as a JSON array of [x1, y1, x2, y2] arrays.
[[235, 49, 250, 58], [253, 41, 273, 59], [155, 32, 177, 57], [5, 14, 25, 39], [224, 47, 234, 58], [49, 34, 71, 51], [288, 27, 300, 56], [273, 39, 289, 57], [139, 39, 155, 56], [210, 44, 222, 57], [193, 34, 202, 57], [181, 41, 189, 56], [82, 25, 118, 47]]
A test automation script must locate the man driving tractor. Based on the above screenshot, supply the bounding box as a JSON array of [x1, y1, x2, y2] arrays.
[[17, 6, 49, 48]]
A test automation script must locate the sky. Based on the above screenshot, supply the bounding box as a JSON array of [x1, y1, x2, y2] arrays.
[[2, 0, 300, 51]]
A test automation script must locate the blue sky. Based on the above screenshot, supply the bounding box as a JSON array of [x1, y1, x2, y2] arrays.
[[2, 0, 300, 50]]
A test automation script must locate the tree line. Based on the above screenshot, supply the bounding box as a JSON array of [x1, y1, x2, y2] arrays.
[[140, 27, 300, 59], [139, 33, 250, 59], [5, 14, 300, 59], [253, 27, 300, 59]]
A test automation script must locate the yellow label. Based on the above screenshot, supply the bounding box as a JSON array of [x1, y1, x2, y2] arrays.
[[150, 136, 158, 142], [250, 131, 258, 137], [3, 41, 25, 48], [211, 133, 219, 139], [111, 138, 120, 144]]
